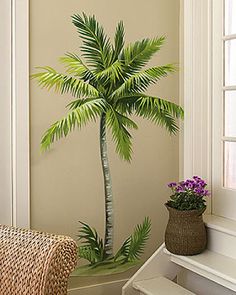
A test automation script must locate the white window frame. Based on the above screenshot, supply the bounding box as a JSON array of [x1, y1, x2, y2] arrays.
[[212, 0, 236, 220], [181, 0, 236, 220], [0, 0, 30, 228], [0, 0, 12, 226], [180, 0, 213, 214]]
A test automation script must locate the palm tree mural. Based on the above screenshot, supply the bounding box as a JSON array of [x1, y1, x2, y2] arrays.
[[32, 13, 183, 275]]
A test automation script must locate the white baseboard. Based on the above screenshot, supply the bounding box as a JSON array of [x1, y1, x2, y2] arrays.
[[68, 279, 128, 295]]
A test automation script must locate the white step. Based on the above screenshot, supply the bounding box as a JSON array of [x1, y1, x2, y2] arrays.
[[133, 277, 195, 295], [204, 214, 236, 259], [164, 248, 236, 292]]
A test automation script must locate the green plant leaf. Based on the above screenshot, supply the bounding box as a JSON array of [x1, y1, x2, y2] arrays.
[[78, 245, 97, 264], [106, 109, 138, 161], [114, 237, 130, 262], [72, 13, 113, 71], [59, 52, 95, 83], [116, 94, 183, 134], [31, 66, 99, 98], [78, 221, 105, 264], [113, 21, 125, 59], [112, 64, 176, 98], [95, 60, 123, 84], [126, 217, 151, 261], [40, 98, 107, 151], [120, 37, 165, 75]]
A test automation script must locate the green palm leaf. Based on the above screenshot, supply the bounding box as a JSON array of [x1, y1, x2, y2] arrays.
[[72, 13, 113, 71], [106, 109, 138, 161], [31, 66, 99, 98], [114, 237, 130, 262], [78, 221, 105, 263], [136, 96, 183, 134], [116, 94, 183, 134], [96, 60, 123, 84], [127, 217, 151, 261], [41, 98, 107, 151], [137, 95, 184, 119], [120, 37, 165, 75], [113, 21, 125, 59], [78, 245, 98, 264], [59, 52, 95, 82], [112, 64, 175, 97]]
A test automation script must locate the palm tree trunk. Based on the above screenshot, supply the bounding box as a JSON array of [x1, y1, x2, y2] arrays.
[[100, 113, 113, 257]]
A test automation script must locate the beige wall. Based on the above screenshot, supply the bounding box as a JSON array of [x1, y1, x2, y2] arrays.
[[30, 0, 180, 291]]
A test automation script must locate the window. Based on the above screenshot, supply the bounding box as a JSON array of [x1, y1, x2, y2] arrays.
[[224, 0, 236, 190], [212, 0, 236, 220]]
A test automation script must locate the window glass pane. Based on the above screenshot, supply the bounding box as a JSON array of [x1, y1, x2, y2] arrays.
[[225, 0, 236, 35], [225, 91, 236, 136], [225, 39, 236, 86], [224, 142, 236, 189]]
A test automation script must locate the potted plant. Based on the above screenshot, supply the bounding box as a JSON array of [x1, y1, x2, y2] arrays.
[[31, 13, 184, 275], [165, 176, 210, 255]]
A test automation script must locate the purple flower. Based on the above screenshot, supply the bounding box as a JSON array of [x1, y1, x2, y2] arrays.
[[186, 182, 194, 189], [203, 190, 210, 196], [167, 182, 177, 188], [166, 176, 209, 210], [176, 185, 184, 193], [194, 187, 204, 194]]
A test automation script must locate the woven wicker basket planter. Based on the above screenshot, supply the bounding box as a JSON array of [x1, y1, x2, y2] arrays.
[[164, 204, 207, 255]]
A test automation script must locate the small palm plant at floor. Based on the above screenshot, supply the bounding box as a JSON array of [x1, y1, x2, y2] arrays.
[[31, 13, 183, 276]]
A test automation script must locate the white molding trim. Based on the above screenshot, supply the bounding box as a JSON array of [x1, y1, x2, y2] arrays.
[[0, 0, 12, 225], [11, 0, 30, 228], [180, 0, 213, 213], [68, 279, 128, 295]]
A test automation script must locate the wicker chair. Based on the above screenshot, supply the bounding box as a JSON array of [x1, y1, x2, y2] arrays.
[[0, 225, 77, 295]]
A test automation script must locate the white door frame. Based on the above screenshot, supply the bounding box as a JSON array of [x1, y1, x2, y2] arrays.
[[0, 0, 12, 226], [180, 0, 213, 213], [0, 0, 30, 228]]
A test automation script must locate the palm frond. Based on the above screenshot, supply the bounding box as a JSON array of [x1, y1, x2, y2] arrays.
[[106, 109, 138, 161], [120, 37, 165, 75], [41, 98, 107, 151], [59, 52, 95, 82], [72, 13, 113, 70], [112, 64, 175, 97], [127, 217, 151, 261], [137, 95, 184, 119], [31, 66, 99, 98], [78, 221, 105, 263], [96, 60, 123, 84], [78, 245, 98, 264], [116, 94, 183, 134], [114, 237, 130, 262], [136, 96, 183, 134], [113, 21, 125, 59]]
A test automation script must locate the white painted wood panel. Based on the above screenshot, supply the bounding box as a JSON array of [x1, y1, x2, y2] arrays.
[[0, 0, 30, 228], [165, 248, 236, 292], [0, 0, 12, 225], [11, 0, 30, 228], [180, 0, 212, 213]]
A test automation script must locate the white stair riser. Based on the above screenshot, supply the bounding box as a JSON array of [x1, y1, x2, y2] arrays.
[[122, 244, 180, 295], [207, 227, 236, 259], [178, 270, 236, 295]]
